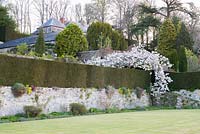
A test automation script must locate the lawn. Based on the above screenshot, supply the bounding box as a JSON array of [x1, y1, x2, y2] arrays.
[[0, 110, 200, 134]]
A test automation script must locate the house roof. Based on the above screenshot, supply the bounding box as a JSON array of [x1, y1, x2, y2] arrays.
[[66, 21, 88, 33], [42, 18, 65, 28], [0, 32, 60, 49], [0, 18, 89, 49]]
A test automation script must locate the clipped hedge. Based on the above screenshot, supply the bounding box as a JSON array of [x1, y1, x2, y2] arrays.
[[0, 54, 150, 89], [169, 72, 200, 91]]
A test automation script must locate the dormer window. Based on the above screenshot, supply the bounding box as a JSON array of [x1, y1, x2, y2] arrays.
[[47, 27, 51, 33]]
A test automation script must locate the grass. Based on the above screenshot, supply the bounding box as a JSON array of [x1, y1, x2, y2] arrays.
[[0, 110, 200, 134]]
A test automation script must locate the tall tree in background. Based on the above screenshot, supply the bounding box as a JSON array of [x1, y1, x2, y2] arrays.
[[158, 19, 177, 55], [158, 19, 178, 70], [111, 0, 139, 46], [0, 5, 16, 30], [172, 17, 193, 72], [84, 3, 98, 25], [33, 0, 45, 24], [35, 28, 45, 56], [92, 0, 110, 22], [111, 0, 125, 30], [33, 0, 70, 24], [75, 3, 83, 23], [176, 22, 194, 50], [123, 0, 139, 46], [9, 0, 32, 33], [131, 1, 161, 49], [139, 0, 194, 19], [178, 46, 187, 72], [53, 0, 70, 20]]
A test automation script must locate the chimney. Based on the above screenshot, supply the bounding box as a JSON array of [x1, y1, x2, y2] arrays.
[[60, 18, 65, 24]]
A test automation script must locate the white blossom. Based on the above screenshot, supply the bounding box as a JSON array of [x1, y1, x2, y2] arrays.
[[86, 46, 173, 96]]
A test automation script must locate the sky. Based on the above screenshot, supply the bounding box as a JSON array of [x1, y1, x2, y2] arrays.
[[70, 0, 92, 5], [70, 0, 200, 6], [6, 0, 200, 32]]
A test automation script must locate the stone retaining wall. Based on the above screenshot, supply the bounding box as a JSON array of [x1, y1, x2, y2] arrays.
[[0, 87, 150, 117]]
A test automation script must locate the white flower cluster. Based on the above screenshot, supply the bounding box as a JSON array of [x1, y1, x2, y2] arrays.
[[86, 46, 173, 96]]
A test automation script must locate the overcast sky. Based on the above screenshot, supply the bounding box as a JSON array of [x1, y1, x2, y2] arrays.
[[7, 0, 200, 32], [70, 0, 92, 5], [70, 0, 200, 5], [39, 0, 200, 30]]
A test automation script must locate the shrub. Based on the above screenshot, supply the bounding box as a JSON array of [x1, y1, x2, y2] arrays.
[[87, 22, 127, 50], [55, 24, 88, 57], [105, 108, 121, 113], [28, 50, 36, 57], [69, 103, 87, 115], [11, 83, 26, 97], [168, 49, 179, 71], [111, 30, 128, 51], [24, 106, 42, 117], [185, 48, 200, 72], [87, 22, 113, 50], [16, 43, 28, 55], [88, 108, 102, 113]]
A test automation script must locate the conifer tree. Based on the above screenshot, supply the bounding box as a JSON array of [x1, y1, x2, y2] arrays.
[[158, 19, 178, 71], [35, 28, 45, 57], [158, 19, 177, 56]]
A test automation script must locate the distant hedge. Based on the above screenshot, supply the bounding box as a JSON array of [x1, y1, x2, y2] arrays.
[[0, 54, 150, 89], [169, 72, 200, 91]]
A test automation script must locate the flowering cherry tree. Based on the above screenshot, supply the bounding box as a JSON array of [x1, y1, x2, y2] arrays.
[[86, 46, 173, 96]]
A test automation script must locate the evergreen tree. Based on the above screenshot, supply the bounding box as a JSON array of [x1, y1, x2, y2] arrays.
[[178, 46, 187, 72], [87, 21, 127, 50], [158, 19, 177, 56], [0, 5, 16, 30], [168, 49, 179, 71], [35, 28, 45, 57], [172, 17, 191, 72], [111, 30, 128, 51], [87, 22, 113, 50], [158, 19, 178, 71], [0, 5, 17, 42], [176, 22, 194, 50], [55, 24, 88, 57]]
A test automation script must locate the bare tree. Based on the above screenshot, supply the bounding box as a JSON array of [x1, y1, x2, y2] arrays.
[[84, 3, 99, 25], [123, 0, 139, 45], [8, 0, 32, 33], [75, 3, 83, 23], [92, 0, 110, 22], [53, 0, 70, 20], [111, 0, 125, 30], [33, 0, 45, 24], [160, 0, 182, 17], [46, 0, 57, 20]]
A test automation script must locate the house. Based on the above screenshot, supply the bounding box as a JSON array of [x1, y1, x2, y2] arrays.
[[0, 18, 88, 52], [33, 18, 65, 35]]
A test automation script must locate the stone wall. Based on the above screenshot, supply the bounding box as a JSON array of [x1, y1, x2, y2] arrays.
[[0, 86, 150, 117], [175, 90, 200, 108], [77, 48, 114, 62]]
